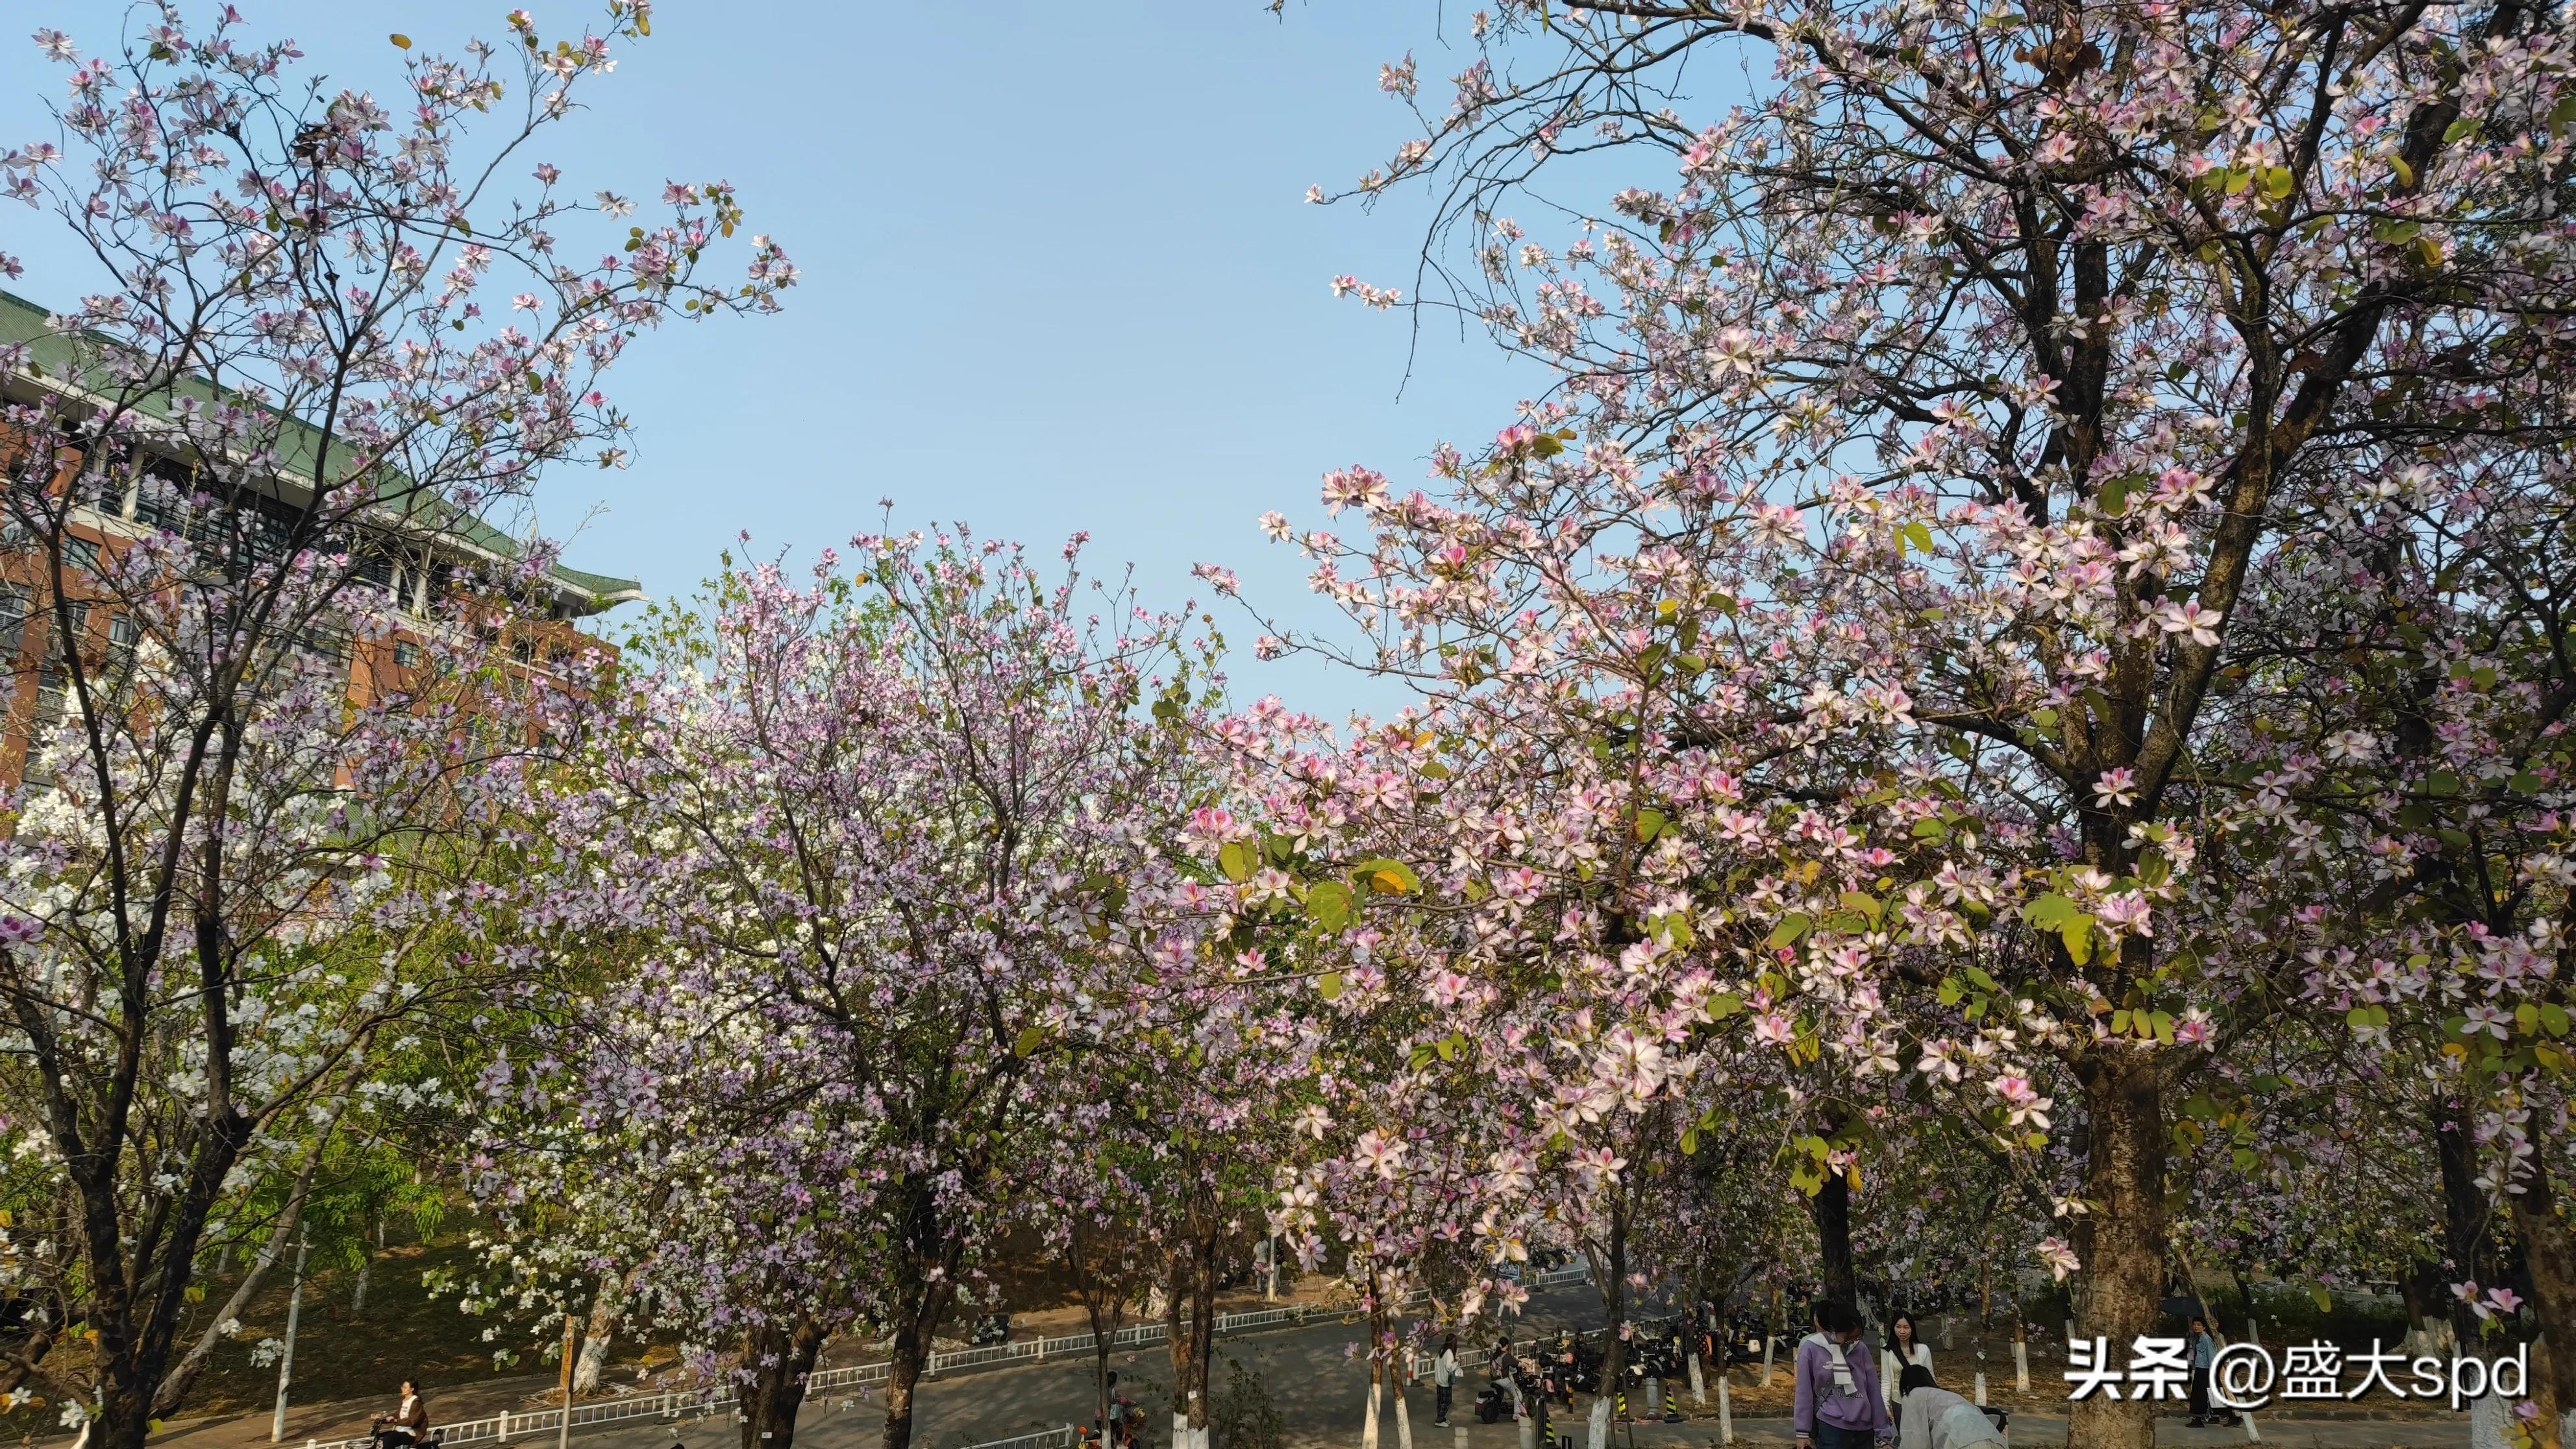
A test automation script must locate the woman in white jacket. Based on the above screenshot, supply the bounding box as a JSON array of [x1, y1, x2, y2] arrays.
[[1881, 1312, 1932, 1415], [1896, 1365, 2003, 1449]]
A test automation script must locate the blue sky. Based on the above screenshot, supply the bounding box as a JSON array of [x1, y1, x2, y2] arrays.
[[1, 2, 1580, 712]]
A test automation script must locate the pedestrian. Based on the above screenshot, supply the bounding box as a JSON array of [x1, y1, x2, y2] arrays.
[[1795, 1301, 1894, 1449], [1435, 1334, 1459, 1426], [1881, 1312, 1932, 1416], [2186, 1315, 2225, 1427], [1895, 1366, 2002, 1449]]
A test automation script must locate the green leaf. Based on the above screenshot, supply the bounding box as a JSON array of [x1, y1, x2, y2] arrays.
[[2309, 1284, 2334, 1313], [1307, 880, 1355, 932], [2025, 893, 2085, 930], [1912, 817, 1950, 840], [1318, 972, 1344, 1001], [1014, 1026, 1046, 1058], [1765, 913, 1811, 950], [1636, 807, 1668, 843], [2444, 118, 2479, 144], [2260, 166, 2295, 199], [2061, 923, 2094, 965], [2098, 477, 2132, 516], [2233, 1148, 2259, 1173], [1681, 1127, 1700, 1156], [1707, 991, 1743, 1020], [1839, 890, 1883, 924], [2390, 155, 2416, 188], [1219, 840, 1257, 882], [1357, 858, 1422, 895], [2222, 167, 2252, 195], [2510, 771, 2544, 794], [1900, 520, 1934, 556]]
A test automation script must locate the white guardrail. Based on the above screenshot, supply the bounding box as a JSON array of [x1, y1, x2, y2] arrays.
[[331, 1265, 1592, 1449]]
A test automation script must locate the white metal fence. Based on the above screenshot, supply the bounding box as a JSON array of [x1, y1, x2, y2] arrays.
[[316, 1264, 1592, 1449]]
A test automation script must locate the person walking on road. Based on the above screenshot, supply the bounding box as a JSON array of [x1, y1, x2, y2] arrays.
[[1434, 1335, 1460, 1426], [2186, 1316, 2236, 1427], [1796, 1302, 1894, 1449]]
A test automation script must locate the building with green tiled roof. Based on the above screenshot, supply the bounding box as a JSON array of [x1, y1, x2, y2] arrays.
[[0, 286, 643, 619]]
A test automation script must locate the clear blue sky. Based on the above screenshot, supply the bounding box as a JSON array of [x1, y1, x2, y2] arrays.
[[3, 1, 1571, 713]]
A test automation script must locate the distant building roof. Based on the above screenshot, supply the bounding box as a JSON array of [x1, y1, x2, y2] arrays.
[[0, 287, 643, 616]]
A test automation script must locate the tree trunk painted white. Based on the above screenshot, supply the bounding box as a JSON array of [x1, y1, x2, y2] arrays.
[[2471, 1393, 2511, 1449], [2014, 1339, 2030, 1392], [350, 1254, 369, 1317], [1975, 1371, 1987, 1406], [573, 1271, 625, 1394], [268, 1228, 310, 1444], [1363, 1368, 1382, 1449], [1393, 1377, 1415, 1449], [1687, 1352, 1706, 1407], [1717, 1374, 1733, 1444], [1759, 1337, 1774, 1388], [1584, 1392, 1611, 1449]]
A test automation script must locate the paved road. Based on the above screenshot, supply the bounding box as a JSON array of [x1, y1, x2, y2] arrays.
[[628, 1280, 2466, 1449]]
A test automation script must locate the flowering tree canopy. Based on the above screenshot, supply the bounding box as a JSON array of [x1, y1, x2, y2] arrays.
[[0, 4, 787, 1444], [459, 533, 1218, 1449]]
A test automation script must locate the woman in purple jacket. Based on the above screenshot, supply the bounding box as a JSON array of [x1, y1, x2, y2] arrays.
[[1795, 1303, 1895, 1449]]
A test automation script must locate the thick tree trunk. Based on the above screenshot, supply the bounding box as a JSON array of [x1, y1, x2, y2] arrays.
[[879, 1178, 960, 1449], [1362, 1359, 1383, 1449], [573, 1269, 633, 1394], [1586, 1199, 1631, 1449], [737, 1316, 824, 1449], [2065, 1052, 2164, 1449], [1814, 1170, 1857, 1307], [1187, 1236, 1217, 1449], [1085, 1295, 1118, 1446], [2512, 1167, 2576, 1449], [881, 1307, 935, 1449], [2438, 1093, 2497, 1346]]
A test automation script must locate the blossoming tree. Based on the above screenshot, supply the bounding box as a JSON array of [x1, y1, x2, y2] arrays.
[[1299, 4, 2576, 1445], [460, 534, 1217, 1449], [0, 5, 786, 1444]]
